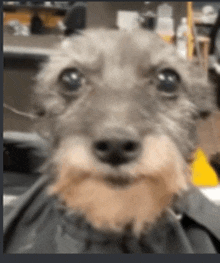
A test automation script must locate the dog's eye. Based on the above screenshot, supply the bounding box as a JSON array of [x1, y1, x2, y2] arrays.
[[157, 69, 180, 95], [59, 68, 82, 93]]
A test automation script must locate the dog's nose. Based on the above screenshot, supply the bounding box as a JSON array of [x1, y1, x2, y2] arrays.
[[93, 137, 141, 166]]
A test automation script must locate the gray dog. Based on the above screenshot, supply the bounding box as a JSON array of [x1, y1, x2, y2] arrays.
[[4, 29, 220, 253]]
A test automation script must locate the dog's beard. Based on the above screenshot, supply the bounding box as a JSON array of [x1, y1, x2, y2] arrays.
[[48, 135, 191, 236]]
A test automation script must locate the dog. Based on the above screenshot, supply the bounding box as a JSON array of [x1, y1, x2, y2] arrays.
[[32, 29, 215, 237], [5, 29, 220, 254]]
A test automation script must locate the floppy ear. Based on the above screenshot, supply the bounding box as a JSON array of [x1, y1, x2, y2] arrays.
[[183, 60, 216, 118], [31, 53, 67, 142], [31, 91, 52, 141], [31, 84, 66, 144], [31, 87, 57, 144]]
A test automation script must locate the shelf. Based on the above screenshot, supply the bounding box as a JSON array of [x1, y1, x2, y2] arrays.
[[3, 4, 68, 16], [3, 33, 63, 69], [194, 17, 215, 27], [4, 44, 54, 55]]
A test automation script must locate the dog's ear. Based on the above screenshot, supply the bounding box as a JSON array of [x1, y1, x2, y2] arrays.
[[31, 54, 67, 141], [183, 60, 216, 119], [31, 91, 52, 141]]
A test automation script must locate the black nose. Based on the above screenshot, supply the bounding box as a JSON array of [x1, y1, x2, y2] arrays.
[[93, 138, 141, 166]]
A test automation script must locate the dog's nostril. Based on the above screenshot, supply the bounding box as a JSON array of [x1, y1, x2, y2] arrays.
[[95, 141, 109, 152], [93, 138, 141, 166], [123, 141, 138, 152]]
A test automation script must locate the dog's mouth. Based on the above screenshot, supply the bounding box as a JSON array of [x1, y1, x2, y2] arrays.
[[102, 171, 144, 188], [104, 175, 135, 187]]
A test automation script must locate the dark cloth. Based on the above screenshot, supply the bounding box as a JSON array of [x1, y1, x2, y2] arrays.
[[3, 174, 220, 254], [4, 132, 48, 174], [3, 132, 48, 216]]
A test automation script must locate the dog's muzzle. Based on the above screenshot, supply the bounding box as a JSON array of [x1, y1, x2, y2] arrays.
[[92, 127, 141, 166]]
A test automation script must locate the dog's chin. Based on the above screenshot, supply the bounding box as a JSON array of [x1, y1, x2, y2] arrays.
[[48, 135, 191, 236], [49, 166, 189, 236]]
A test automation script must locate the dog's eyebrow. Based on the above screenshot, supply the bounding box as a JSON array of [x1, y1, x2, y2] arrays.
[[59, 37, 103, 73], [73, 55, 103, 73]]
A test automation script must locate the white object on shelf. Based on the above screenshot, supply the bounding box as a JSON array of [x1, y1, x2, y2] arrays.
[[117, 10, 140, 31], [176, 17, 188, 59], [156, 17, 174, 36], [157, 3, 173, 18], [155, 3, 174, 38], [202, 5, 218, 24], [7, 20, 30, 37], [44, 2, 53, 7]]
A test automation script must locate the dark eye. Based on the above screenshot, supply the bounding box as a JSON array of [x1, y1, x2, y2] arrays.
[[59, 68, 82, 94], [157, 69, 180, 95]]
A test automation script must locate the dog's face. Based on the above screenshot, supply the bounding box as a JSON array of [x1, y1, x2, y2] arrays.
[[34, 29, 215, 235]]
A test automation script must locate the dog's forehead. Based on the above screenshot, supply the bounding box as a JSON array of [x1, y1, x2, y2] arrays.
[[59, 29, 178, 72]]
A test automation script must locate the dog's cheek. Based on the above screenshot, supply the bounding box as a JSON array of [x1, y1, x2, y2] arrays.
[[183, 62, 216, 118], [190, 81, 215, 118], [33, 84, 73, 142], [156, 94, 199, 159]]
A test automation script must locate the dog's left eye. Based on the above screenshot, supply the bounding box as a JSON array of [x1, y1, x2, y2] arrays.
[[157, 69, 180, 95], [59, 68, 83, 93]]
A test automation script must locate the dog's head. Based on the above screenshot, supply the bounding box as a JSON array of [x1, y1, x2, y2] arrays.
[[34, 29, 215, 235]]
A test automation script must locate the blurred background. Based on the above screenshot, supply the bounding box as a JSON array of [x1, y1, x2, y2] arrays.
[[3, 2, 220, 211]]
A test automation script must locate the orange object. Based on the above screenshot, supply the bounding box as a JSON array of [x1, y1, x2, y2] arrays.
[[159, 34, 175, 44], [4, 11, 31, 26], [187, 2, 194, 60], [40, 13, 63, 28], [191, 148, 219, 187], [4, 10, 63, 28], [197, 36, 210, 72]]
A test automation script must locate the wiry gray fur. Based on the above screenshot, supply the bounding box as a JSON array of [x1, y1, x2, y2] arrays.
[[33, 29, 215, 161]]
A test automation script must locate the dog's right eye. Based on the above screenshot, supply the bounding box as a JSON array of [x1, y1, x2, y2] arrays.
[[59, 68, 83, 94], [157, 69, 180, 97]]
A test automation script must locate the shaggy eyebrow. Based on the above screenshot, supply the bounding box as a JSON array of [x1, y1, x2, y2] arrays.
[[68, 52, 103, 73]]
